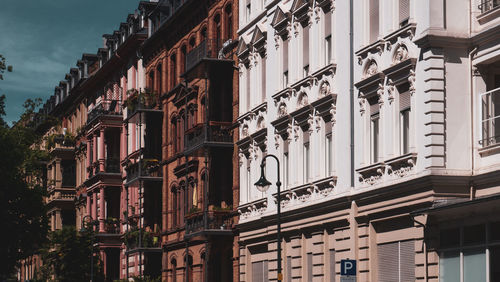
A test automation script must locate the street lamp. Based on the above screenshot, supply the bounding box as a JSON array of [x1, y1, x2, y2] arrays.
[[81, 215, 98, 282], [254, 154, 282, 281]]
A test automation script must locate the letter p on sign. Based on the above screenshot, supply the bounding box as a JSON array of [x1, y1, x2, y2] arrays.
[[340, 259, 356, 276]]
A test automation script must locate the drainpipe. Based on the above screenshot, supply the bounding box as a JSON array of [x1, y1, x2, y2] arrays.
[[350, 0, 355, 187], [469, 46, 477, 200], [411, 214, 428, 282]]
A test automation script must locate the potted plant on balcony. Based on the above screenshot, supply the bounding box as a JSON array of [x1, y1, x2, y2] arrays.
[[63, 131, 76, 147], [104, 217, 120, 233]]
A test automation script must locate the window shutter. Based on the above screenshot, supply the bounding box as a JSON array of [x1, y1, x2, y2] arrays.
[[252, 261, 263, 282], [399, 0, 410, 24], [329, 250, 336, 282], [400, 91, 411, 111], [399, 240, 415, 281], [287, 256, 292, 282], [378, 242, 399, 282], [307, 253, 313, 280]]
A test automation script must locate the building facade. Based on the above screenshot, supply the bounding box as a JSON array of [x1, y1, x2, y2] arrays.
[[237, 0, 500, 282]]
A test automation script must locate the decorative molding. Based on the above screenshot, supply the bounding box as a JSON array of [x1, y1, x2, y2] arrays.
[[408, 69, 416, 95], [387, 80, 395, 104]]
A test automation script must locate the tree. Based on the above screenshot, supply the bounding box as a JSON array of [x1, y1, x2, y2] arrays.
[[0, 56, 48, 280], [37, 226, 104, 282]]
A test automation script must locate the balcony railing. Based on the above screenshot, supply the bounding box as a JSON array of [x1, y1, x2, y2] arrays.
[[479, 0, 500, 13], [480, 87, 500, 147], [101, 218, 121, 234], [125, 159, 162, 184], [185, 39, 227, 72], [87, 99, 122, 125], [185, 210, 233, 235], [124, 228, 160, 250], [184, 122, 233, 152]]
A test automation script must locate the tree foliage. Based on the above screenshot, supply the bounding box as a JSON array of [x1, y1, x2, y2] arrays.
[[0, 55, 48, 280], [37, 226, 104, 282]]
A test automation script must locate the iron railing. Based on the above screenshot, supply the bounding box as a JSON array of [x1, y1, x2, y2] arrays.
[[125, 159, 162, 183], [480, 87, 500, 147], [185, 210, 233, 234], [185, 39, 227, 71], [479, 0, 500, 13], [184, 122, 233, 152], [87, 99, 122, 125]]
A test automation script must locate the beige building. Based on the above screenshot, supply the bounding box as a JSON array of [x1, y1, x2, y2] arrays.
[[236, 0, 500, 281]]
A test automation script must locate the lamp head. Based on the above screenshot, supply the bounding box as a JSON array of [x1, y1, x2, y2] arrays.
[[254, 165, 272, 192]]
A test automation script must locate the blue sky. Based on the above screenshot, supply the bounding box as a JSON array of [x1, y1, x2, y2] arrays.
[[0, 0, 140, 125]]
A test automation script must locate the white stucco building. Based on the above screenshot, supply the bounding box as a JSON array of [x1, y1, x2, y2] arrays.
[[236, 0, 500, 281]]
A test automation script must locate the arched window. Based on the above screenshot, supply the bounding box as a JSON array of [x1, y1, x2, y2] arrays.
[[171, 117, 178, 154], [171, 258, 177, 282], [214, 14, 221, 50], [181, 45, 187, 74], [201, 27, 207, 41], [186, 255, 193, 282], [156, 64, 162, 95], [189, 37, 196, 51], [170, 53, 177, 89], [224, 4, 233, 39], [171, 186, 177, 227], [148, 71, 155, 91], [200, 96, 206, 123]]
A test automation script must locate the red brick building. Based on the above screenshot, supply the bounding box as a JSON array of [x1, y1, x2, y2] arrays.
[[141, 0, 239, 281]]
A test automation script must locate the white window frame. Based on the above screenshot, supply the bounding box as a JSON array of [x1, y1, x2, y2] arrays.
[[479, 87, 500, 147]]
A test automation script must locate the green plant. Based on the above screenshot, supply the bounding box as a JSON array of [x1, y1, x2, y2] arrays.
[[63, 131, 76, 146], [213, 205, 232, 211], [188, 206, 201, 214]]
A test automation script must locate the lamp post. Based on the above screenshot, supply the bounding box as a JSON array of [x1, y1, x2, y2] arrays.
[[81, 215, 98, 282], [254, 154, 282, 281]]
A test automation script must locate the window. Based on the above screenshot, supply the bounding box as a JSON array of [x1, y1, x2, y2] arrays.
[[171, 187, 177, 227], [148, 71, 155, 91], [439, 223, 500, 282], [156, 64, 162, 95], [303, 133, 310, 182], [399, 0, 410, 27], [225, 5, 233, 39], [283, 141, 289, 188], [246, 66, 251, 110], [378, 240, 415, 282], [480, 87, 500, 147], [261, 57, 266, 103], [369, 0, 379, 43], [303, 26, 309, 78], [282, 40, 289, 88], [215, 14, 222, 50], [326, 133, 333, 175], [370, 98, 380, 163], [399, 83, 411, 154], [324, 11, 332, 65], [170, 54, 177, 88], [172, 118, 178, 153], [171, 259, 177, 282], [246, 1, 251, 21], [181, 45, 187, 74], [252, 260, 268, 282]]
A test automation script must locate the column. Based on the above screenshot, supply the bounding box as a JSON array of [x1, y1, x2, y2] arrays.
[[93, 133, 98, 170], [99, 129, 105, 172], [55, 209, 62, 230], [55, 159, 61, 188], [99, 186, 105, 232]]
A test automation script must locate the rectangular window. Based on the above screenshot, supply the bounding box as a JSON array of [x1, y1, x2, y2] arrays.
[[399, 83, 411, 154], [283, 140, 289, 188], [303, 134, 310, 182], [325, 35, 332, 65], [261, 57, 266, 103], [369, 0, 379, 43], [326, 133, 333, 175], [303, 26, 309, 77], [399, 0, 410, 26], [282, 40, 289, 88], [246, 2, 251, 21], [324, 11, 332, 65], [246, 66, 251, 110], [480, 87, 500, 147], [371, 113, 379, 163]]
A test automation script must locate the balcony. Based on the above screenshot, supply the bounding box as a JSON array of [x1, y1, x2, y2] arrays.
[[125, 158, 162, 186], [124, 228, 161, 254], [185, 210, 233, 238], [86, 99, 122, 126], [479, 87, 500, 148], [184, 38, 235, 80], [100, 218, 121, 235], [184, 122, 233, 154], [124, 89, 162, 123]]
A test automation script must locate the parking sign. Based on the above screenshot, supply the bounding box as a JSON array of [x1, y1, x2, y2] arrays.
[[340, 259, 356, 276]]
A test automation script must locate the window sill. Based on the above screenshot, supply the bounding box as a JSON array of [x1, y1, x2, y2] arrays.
[[478, 142, 500, 156]]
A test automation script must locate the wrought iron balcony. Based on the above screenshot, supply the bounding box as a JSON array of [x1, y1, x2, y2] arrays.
[[185, 39, 223, 72], [185, 210, 233, 236], [125, 158, 162, 185], [101, 218, 121, 234], [479, 0, 500, 13], [86, 99, 122, 125], [184, 122, 233, 153]]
